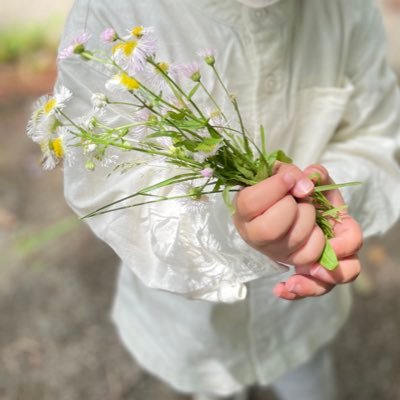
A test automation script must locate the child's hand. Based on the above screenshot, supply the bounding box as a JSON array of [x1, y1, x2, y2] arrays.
[[273, 164, 363, 300], [234, 162, 327, 267], [233, 163, 362, 300]]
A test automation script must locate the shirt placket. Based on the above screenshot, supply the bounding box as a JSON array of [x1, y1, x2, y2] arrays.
[[242, 2, 293, 382], [243, 3, 293, 150]]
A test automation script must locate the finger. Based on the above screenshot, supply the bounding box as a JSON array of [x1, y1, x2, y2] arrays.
[[263, 202, 316, 258], [235, 173, 296, 221], [309, 254, 361, 284], [330, 216, 363, 259], [303, 164, 331, 185], [304, 164, 345, 208], [273, 282, 298, 300], [275, 162, 315, 199], [244, 195, 298, 246], [286, 225, 326, 266], [273, 274, 334, 300], [284, 202, 316, 253]]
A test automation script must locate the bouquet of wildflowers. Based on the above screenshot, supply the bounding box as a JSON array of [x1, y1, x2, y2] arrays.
[[26, 26, 359, 270]]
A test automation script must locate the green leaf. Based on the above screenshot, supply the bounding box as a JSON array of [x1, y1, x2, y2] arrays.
[[207, 126, 221, 138], [314, 181, 362, 192], [235, 177, 258, 186], [145, 131, 181, 140], [223, 186, 236, 215], [260, 125, 267, 155], [174, 140, 198, 152], [188, 83, 201, 99], [255, 157, 269, 182], [274, 150, 292, 164], [213, 180, 222, 192], [233, 159, 255, 180], [195, 137, 223, 153], [319, 240, 339, 270], [166, 110, 186, 120], [176, 119, 207, 130]]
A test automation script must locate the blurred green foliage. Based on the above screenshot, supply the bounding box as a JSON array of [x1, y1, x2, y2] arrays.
[[0, 18, 62, 64]]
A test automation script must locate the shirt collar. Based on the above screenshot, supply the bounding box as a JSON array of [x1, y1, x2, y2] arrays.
[[236, 0, 281, 8]]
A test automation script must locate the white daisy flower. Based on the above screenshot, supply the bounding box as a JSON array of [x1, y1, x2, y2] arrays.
[[29, 86, 72, 122], [177, 61, 201, 82], [174, 181, 212, 213], [100, 28, 118, 43], [197, 48, 216, 66], [39, 127, 73, 170], [91, 93, 109, 110], [112, 26, 157, 73], [58, 32, 91, 60], [105, 72, 141, 92], [144, 61, 179, 94], [27, 86, 72, 143]]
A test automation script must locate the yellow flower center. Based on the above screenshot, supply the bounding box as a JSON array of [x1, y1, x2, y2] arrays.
[[119, 73, 140, 91], [112, 41, 137, 56], [44, 98, 57, 114], [131, 26, 144, 37], [156, 62, 169, 74], [122, 41, 137, 56], [51, 138, 64, 158]]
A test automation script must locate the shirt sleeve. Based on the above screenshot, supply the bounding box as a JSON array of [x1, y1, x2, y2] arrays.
[[57, 2, 286, 304], [320, 0, 400, 238]]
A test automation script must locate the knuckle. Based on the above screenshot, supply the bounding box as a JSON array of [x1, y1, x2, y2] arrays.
[[246, 196, 298, 246], [275, 162, 302, 177], [235, 189, 255, 220]]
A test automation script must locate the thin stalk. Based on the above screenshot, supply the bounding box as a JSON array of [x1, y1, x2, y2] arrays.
[[199, 81, 228, 122], [83, 173, 201, 218], [211, 65, 251, 154], [86, 188, 241, 217], [147, 58, 206, 118]]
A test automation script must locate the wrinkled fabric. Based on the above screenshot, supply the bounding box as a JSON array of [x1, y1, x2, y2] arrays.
[[58, 0, 400, 395]]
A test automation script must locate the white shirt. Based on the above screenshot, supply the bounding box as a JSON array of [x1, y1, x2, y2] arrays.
[[58, 0, 400, 395]]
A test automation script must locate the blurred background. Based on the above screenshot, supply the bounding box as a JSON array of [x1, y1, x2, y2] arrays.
[[0, 1, 400, 399]]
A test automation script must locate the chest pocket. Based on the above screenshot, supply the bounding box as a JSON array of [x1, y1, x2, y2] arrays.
[[288, 80, 354, 168]]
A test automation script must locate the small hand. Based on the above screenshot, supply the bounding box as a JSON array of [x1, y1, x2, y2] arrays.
[[234, 162, 327, 274], [273, 164, 363, 300]]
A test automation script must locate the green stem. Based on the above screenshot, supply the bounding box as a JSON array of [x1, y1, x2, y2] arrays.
[[211, 65, 251, 154], [147, 58, 206, 118], [86, 188, 241, 217], [83, 173, 201, 218], [199, 81, 228, 122]]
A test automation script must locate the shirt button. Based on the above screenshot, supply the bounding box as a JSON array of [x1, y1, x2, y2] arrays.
[[255, 10, 263, 18], [265, 74, 280, 93]]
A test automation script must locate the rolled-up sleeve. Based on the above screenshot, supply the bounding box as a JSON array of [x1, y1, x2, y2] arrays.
[[57, 2, 285, 303], [321, 0, 400, 237]]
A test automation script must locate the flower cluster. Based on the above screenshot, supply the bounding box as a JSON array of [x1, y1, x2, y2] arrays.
[[27, 86, 73, 169], [27, 25, 360, 270]]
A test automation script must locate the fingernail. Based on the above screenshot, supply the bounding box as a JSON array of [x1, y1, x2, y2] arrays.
[[283, 173, 296, 187], [287, 282, 302, 295], [295, 178, 314, 195]]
